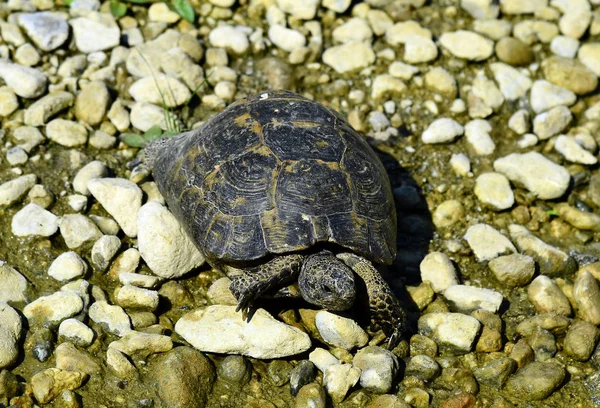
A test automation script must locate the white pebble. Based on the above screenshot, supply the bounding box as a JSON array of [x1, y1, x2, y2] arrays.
[[48, 252, 88, 282]]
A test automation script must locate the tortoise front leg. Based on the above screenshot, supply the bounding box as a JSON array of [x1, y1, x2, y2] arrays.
[[229, 254, 305, 315], [337, 253, 406, 350]]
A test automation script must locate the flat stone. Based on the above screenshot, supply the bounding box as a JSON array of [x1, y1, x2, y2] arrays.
[[208, 25, 249, 55], [70, 12, 120, 53], [322, 41, 375, 74], [88, 178, 142, 237], [464, 223, 516, 261], [175, 305, 311, 359], [493, 152, 570, 199], [530, 80, 576, 114], [18, 12, 69, 51], [58, 318, 95, 347], [137, 202, 205, 278], [440, 30, 493, 61], [418, 312, 481, 355], [508, 224, 577, 277], [315, 311, 368, 350], [444, 285, 504, 313], [11, 203, 58, 237], [55, 342, 101, 374], [46, 119, 88, 147], [505, 362, 565, 401], [58, 214, 102, 249], [23, 292, 84, 328], [116, 285, 159, 311], [554, 135, 597, 165], [108, 331, 172, 360], [48, 251, 88, 282]]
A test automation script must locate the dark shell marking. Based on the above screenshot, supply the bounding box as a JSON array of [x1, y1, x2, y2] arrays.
[[153, 90, 396, 265]]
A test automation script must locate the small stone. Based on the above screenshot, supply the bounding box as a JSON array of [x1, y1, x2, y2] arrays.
[[488, 254, 535, 287], [559, 8, 592, 39], [323, 363, 361, 404], [508, 109, 530, 135], [352, 346, 398, 393], [206, 277, 237, 306], [18, 12, 69, 51], [419, 252, 459, 293], [578, 43, 600, 76], [323, 0, 351, 13], [107, 248, 140, 279], [424, 67, 457, 98], [403, 36, 438, 64], [385, 21, 432, 46], [31, 368, 87, 404], [332, 18, 372, 44], [0, 61, 47, 98], [73, 161, 108, 196], [109, 331, 172, 360], [148, 2, 180, 23], [58, 214, 103, 249], [461, 0, 499, 19], [276, 0, 319, 19], [130, 102, 167, 132], [88, 300, 132, 336], [208, 25, 249, 55], [513, 20, 559, 45], [509, 339, 535, 368], [490, 62, 533, 100], [405, 354, 439, 381], [494, 152, 570, 200], [149, 346, 216, 408], [0, 263, 28, 304], [440, 30, 493, 61], [528, 275, 572, 316], [48, 252, 87, 282], [550, 36, 580, 59], [495, 37, 533, 66], [137, 202, 205, 278], [24, 91, 74, 126], [474, 172, 514, 210], [214, 81, 236, 101], [473, 19, 512, 40], [474, 358, 516, 388], [418, 312, 481, 355], [322, 41, 375, 74], [574, 271, 600, 325], [27, 185, 54, 209], [67, 195, 87, 212], [554, 135, 597, 165], [268, 24, 306, 52], [218, 355, 252, 386], [88, 178, 142, 237], [432, 200, 464, 228], [542, 56, 597, 95], [421, 118, 463, 144], [0, 302, 22, 369], [0, 87, 18, 117], [46, 119, 88, 147], [464, 224, 516, 262], [70, 12, 120, 53], [75, 81, 111, 125], [504, 362, 565, 401], [290, 360, 317, 396], [530, 80, 576, 114], [23, 292, 84, 328], [11, 203, 58, 237], [444, 285, 503, 314], [315, 311, 368, 350], [55, 342, 101, 375], [309, 348, 340, 373], [90, 235, 120, 271], [116, 285, 159, 311], [449, 154, 471, 176], [556, 203, 600, 231], [509, 224, 576, 277], [6, 147, 27, 166], [409, 335, 438, 358], [129, 74, 191, 108], [564, 320, 600, 361], [175, 305, 311, 358], [464, 119, 495, 155], [14, 43, 40, 67], [58, 318, 95, 347]]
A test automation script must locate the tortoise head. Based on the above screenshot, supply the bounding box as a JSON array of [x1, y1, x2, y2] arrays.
[[298, 253, 356, 311]]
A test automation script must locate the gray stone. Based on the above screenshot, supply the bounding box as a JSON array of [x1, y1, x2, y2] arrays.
[[290, 360, 317, 396], [18, 12, 69, 51], [55, 342, 101, 375], [58, 214, 102, 249], [91, 235, 121, 271], [505, 362, 565, 401], [0, 61, 47, 98], [490, 62, 533, 100], [73, 161, 109, 196], [488, 254, 535, 287], [533, 105, 572, 139]]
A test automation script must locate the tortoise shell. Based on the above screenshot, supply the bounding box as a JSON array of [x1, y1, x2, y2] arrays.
[[153, 90, 397, 265]]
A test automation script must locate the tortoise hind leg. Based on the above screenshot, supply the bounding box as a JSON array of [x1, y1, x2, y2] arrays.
[[229, 254, 305, 316], [337, 252, 406, 350]]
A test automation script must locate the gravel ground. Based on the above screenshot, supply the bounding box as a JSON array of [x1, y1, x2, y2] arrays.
[[1, 0, 600, 407]]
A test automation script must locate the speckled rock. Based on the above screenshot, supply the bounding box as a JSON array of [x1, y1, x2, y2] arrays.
[[432, 199, 465, 228], [23, 292, 84, 328], [488, 254, 535, 287], [528, 275, 572, 316], [0, 263, 28, 303], [504, 362, 565, 401], [405, 354, 439, 381], [55, 342, 101, 375], [91, 235, 121, 271]]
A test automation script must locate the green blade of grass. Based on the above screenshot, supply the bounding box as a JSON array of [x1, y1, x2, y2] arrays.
[[110, 0, 127, 17], [172, 0, 195, 23]]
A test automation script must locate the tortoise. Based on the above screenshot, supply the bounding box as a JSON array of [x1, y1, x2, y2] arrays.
[[135, 90, 406, 348]]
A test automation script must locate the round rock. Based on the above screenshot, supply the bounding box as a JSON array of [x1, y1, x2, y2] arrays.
[[542, 56, 598, 95], [315, 311, 368, 350], [48, 252, 88, 282], [474, 172, 514, 211], [421, 118, 464, 144], [495, 37, 533, 66], [488, 254, 535, 287]]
